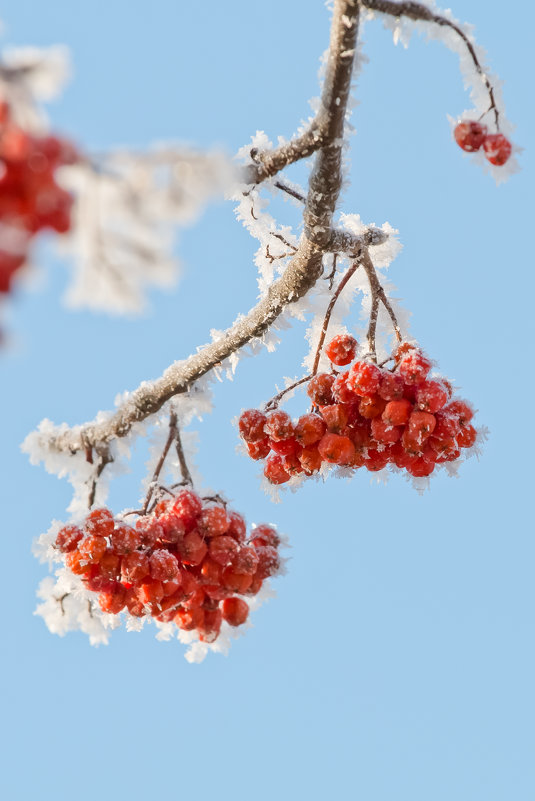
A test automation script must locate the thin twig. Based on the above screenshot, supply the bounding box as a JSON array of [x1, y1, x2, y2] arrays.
[[174, 420, 193, 486], [361, 0, 500, 128], [324, 253, 339, 290], [312, 258, 362, 376], [87, 447, 113, 510], [264, 375, 313, 411], [141, 411, 180, 514], [274, 180, 306, 203], [360, 248, 402, 346]]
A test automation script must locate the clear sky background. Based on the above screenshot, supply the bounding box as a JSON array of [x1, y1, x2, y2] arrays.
[[1, 2, 534, 800]]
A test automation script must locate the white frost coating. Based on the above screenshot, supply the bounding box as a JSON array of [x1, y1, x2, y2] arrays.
[[361, 2, 518, 184], [35, 568, 111, 646], [233, 132, 300, 298], [59, 149, 237, 315], [0, 45, 71, 131]]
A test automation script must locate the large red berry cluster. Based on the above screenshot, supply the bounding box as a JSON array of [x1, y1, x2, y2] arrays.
[[239, 339, 478, 483], [453, 120, 512, 166], [0, 99, 78, 294], [55, 489, 282, 643]]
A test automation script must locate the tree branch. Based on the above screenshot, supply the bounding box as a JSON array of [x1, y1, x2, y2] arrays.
[[31, 0, 363, 457], [361, 0, 501, 128]]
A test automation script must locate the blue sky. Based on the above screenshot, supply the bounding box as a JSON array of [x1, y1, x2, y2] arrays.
[[1, 2, 534, 800]]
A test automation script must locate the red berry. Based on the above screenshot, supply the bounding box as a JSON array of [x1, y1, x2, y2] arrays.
[[221, 567, 252, 594], [208, 535, 239, 566], [109, 523, 139, 555], [222, 598, 249, 627], [150, 549, 180, 582], [408, 410, 437, 441], [454, 120, 487, 152], [137, 578, 165, 607], [65, 550, 92, 575], [264, 454, 291, 485], [358, 394, 386, 419], [325, 334, 358, 366], [179, 531, 208, 566], [255, 545, 280, 579], [234, 546, 259, 575], [406, 457, 435, 478], [238, 409, 267, 442], [135, 517, 164, 549], [250, 524, 280, 548], [294, 413, 326, 446], [307, 373, 335, 406], [78, 535, 107, 564], [121, 551, 150, 583], [383, 398, 412, 426], [320, 404, 349, 433], [198, 505, 229, 537], [378, 372, 404, 401], [457, 423, 477, 448], [246, 439, 271, 460], [199, 608, 222, 643], [415, 379, 449, 414], [200, 558, 223, 584], [55, 524, 83, 553], [332, 371, 358, 403], [347, 361, 382, 397], [269, 437, 301, 456], [371, 417, 402, 444], [171, 489, 202, 532], [264, 410, 294, 441], [298, 445, 323, 473], [227, 510, 247, 543], [398, 350, 432, 385], [444, 400, 474, 426], [99, 549, 122, 580], [175, 606, 205, 631], [317, 433, 355, 465], [98, 584, 127, 615], [157, 512, 185, 544], [483, 133, 512, 166], [85, 508, 115, 537]]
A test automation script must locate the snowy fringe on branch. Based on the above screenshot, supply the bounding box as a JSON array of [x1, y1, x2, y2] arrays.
[[233, 132, 300, 298], [58, 149, 238, 314], [361, 1, 519, 184], [0, 44, 71, 132]]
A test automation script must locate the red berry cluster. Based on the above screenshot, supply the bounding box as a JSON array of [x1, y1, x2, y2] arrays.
[[0, 99, 78, 294], [453, 120, 512, 166], [239, 338, 478, 483], [55, 489, 282, 643]]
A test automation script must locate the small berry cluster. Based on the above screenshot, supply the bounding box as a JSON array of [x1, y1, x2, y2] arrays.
[[55, 489, 282, 643], [453, 120, 512, 166], [0, 99, 78, 294], [239, 336, 478, 483]]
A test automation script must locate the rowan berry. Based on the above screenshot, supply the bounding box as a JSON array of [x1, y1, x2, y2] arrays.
[[457, 423, 477, 448], [221, 567, 253, 594], [371, 417, 402, 444], [408, 410, 437, 441], [269, 437, 301, 456], [250, 524, 280, 548], [347, 361, 381, 396], [325, 334, 358, 366], [321, 404, 349, 433], [298, 444, 323, 473], [137, 578, 165, 607], [208, 535, 239, 566], [171, 489, 203, 531], [109, 523, 139, 555], [121, 551, 150, 583], [264, 410, 294, 441], [227, 510, 247, 543], [55, 524, 83, 553], [98, 584, 127, 615], [383, 398, 413, 426], [238, 409, 267, 442], [398, 350, 432, 385], [85, 508, 115, 537], [198, 505, 229, 537], [318, 433, 355, 465], [378, 372, 404, 401], [150, 549, 180, 582], [264, 454, 291, 485], [294, 413, 326, 446], [307, 373, 336, 407], [222, 598, 249, 627], [454, 120, 487, 152], [415, 380, 449, 414], [157, 512, 185, 544], [483, 133, 512, 166], [78, 535, 107, 564], [359, 394, 387, 419], [65, 550, 92, 575], [179, 531, 208, 566], [332, 371, 358, 403], [246, 439, 271, 460], [255, 545, 280, 579]]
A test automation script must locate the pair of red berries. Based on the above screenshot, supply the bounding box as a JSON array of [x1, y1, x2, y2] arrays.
[[55, 489, 282, 643], [0, 99, 78, 294], [453, 120, 512, 166], [239, 337, 478, 482]]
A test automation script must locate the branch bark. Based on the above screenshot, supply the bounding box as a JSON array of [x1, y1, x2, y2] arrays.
[[33, 0, 363, 457]]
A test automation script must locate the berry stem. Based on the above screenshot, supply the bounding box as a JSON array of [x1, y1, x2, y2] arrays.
[[264, 375, 313, 411], [141, 410, 191, 515], [360, 248, 402, 358], [87, 446, 113, 510], [312, 258, 361, 376], [361, 0, 500, 129], [174, 418, 193, 488]]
